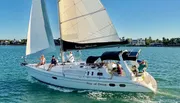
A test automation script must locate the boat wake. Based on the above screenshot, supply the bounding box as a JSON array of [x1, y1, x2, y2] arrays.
[[25, 77, 157, 103], [44, 86, 152, 102], [87, 92, 154, 103], [47, 85, 94, 93], [157, 91, 180, 99], [47, 85, 74, 93], [44, 85, 155, 103], [26, 75, 157, 102]]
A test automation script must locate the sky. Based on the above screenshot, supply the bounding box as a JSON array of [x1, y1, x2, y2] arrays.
[[0, 0, 180, 40]]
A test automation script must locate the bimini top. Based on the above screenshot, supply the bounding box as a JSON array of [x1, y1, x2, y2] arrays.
[[101, 51, 122, 61], [100, 49, 141, 61], [86, 56, 100, 64], [122, 52, 138, 61]]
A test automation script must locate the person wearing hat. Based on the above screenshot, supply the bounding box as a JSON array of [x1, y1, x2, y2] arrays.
[[137, 60, 148, 73], [67, 52, 75, 63]]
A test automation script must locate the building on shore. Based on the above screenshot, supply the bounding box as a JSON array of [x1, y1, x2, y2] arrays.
[[12, 39, 21, 44], [130, 38, 146, 46], [0, 40, 3, 45], [150, 43, 163, 46], [0, 40, 10, 45]]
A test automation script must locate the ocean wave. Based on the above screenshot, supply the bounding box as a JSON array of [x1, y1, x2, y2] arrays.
[[47, 85, 74, 93]]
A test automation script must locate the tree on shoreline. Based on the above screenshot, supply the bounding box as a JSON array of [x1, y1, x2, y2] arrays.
[[1, 37, 180, 46], [145, 36, 153, 45]]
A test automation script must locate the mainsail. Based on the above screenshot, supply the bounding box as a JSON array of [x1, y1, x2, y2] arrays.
[[58, 0, 128, 51], [26, 0, 55, 56]]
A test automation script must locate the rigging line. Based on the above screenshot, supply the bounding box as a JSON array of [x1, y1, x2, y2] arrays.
[[75, 0, 84, 39], [78, 0, 101, 41], [60, 0, 107, 39], [59, 0, 82, 19], [65, 0, 77, 37], [61, 0, 99, 34], [60, 0, 87, 35], [62, 22, 114, 41], [61, 16, 92, 34], [60, 15, 89, 34], [62, 21, 113, 39], [62, 23, 114, 42], [63, 0, 104, 39], [60, 8, 106, 24], [80, 23, 113, 41], [58, 0, 81, 3], [77, 1, 115, 43]]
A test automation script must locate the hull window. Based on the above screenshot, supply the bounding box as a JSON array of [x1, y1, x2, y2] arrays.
[[97, 72, 103, 76], [91, 72, 94, 76], [80, 63, 85, 65], [52, 77, 57, 80], [109, 83, 115, 87], [91, 66, 96, 69], [119, 84, 126, 87]]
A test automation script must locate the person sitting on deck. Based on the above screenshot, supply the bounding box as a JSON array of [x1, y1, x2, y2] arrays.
[[131, 65, 138, 76], [109, 62, 117, 79], [36, 55, 46, 67], [47, 55, 57, 71], [137, 60, 148, 73], [67, 52, 75, 63], [117, 63, 123, 76]]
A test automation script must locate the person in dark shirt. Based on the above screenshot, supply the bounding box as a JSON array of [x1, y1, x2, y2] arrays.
[[117, 64, 123, 76], [47, 55, 57, 71]]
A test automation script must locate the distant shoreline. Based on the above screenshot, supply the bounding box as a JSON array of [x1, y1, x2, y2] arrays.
[[1, 37, 180, 47], [1, 44, 180, 47]]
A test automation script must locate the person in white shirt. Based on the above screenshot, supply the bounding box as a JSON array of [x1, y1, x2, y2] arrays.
[[67, 52, 75, 63], [109, 62, 117, 79]]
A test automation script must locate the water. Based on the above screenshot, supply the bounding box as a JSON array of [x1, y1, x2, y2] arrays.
[[0, 46, 180, 103]]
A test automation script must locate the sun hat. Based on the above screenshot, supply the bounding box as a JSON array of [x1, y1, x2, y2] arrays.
[[137, 60, 142, 63]]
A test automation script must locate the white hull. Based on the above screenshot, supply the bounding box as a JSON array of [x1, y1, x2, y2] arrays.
[[26, 62, 157, 93]]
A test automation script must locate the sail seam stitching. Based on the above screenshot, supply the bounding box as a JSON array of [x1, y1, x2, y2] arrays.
[[60, 8, 105, 24], [75, 34, 117, 43]]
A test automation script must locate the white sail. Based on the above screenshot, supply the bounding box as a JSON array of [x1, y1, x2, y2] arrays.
[[26, 0, 55, 56], [58, 0, 120, 44]]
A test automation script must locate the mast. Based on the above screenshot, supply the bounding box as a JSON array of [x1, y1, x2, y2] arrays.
[[57, 0, 65, 62]]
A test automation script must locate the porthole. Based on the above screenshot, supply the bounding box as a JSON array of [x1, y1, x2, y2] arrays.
[[97, 72, 103, 76], [91, 66, 96, 69], [109, 83, 115, 87], [52, 77, 57, 80], [119, 84, 126, 87], [91, 72, 94, 76], [80, 63, 85, 65]]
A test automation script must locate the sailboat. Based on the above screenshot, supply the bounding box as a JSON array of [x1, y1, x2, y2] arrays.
[[24, 0, 157, 93]]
